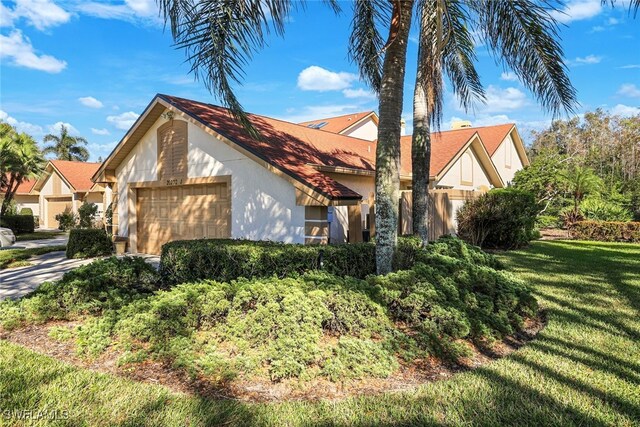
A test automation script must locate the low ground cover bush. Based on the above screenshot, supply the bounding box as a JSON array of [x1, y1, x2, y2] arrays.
[[579, 197, 633, 222], [0, 214, 35, 234], [571, 220, 640, 242], [456, 189, 538, 249], [66, 229, 113, 258], [0, 238, 536, 384]]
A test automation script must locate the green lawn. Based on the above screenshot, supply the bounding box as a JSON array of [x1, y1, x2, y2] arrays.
[[0, 240, 639, 426], [16, 231, 65, 241], [0, 246, 67, 269]]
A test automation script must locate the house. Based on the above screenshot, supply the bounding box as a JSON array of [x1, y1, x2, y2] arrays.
[[472, 123, 530, 185], [299, 111, 381, 141], [91, 94, 525, 254], [33, 160, 104, 229], [1, 176, 39, 216]]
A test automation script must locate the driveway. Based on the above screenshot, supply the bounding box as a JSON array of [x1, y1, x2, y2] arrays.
[[0, 250, 94, 300], [12, 235, 69, 249]]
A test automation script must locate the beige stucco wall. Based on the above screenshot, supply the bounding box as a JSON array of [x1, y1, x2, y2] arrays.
[[490, 134, 524, 185], [341, 117, 378, 141], [9, 194, 40, 216], [436, 147, 492, 190], [115, 116, 307, 245], [39, 170, 73, 228]]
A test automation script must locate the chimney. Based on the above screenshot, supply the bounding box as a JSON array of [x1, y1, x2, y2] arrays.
[[400, 119, 406, 136], [451, 120, 472, 130]]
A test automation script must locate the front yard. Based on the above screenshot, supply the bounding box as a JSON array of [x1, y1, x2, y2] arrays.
[[0, 240, 638, 426], [0, 246, 67, 270]]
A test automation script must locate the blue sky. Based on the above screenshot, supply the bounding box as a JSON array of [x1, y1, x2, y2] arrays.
[[1, 0, 639, 161]]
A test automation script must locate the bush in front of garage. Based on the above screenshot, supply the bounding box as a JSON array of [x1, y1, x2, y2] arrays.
[[0, 214, 35, 234], [160, 239, 377, 285], [66, 229, 113, 259]]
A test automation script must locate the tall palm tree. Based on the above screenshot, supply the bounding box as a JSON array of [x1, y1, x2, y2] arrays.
[[43, 124, 90, 161], [0, 126, 45, 217], [410, 0, 579, 246]]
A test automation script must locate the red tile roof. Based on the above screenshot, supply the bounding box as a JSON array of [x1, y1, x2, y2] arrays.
[[2, 175, 37, 194], [50, 160, 101, 191], [473, 123, 515, 155], [298, 111, 375, 134], [161, 95, 374, 199]]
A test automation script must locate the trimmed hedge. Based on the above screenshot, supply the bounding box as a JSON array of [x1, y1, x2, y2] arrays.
[[0, 214, 35, 234], [571, 220, 640, 242], [160, 236, 500, 285], [66, 229, 113, 259]]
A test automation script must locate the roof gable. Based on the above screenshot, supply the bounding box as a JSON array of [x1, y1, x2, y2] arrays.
[[298, 111, 377, 134], [36, 161, 101, 192]]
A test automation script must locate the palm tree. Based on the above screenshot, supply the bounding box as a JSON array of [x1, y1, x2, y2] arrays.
[[563, 165, 602, 212], [410, 1, 579, 246], [43, 124, 90, 161], [1, 125, 45, 217]]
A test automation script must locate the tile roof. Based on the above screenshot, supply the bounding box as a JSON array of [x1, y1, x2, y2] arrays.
[[2, 175, 37, 194], [298, 111, 375, 134], [472, 123, 514, 155], [50, 160, 102, 191], [160, 95, 374, 199]]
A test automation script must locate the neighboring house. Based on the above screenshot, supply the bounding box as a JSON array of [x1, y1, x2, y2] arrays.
[[1, 176, 40, 216], [299, 111, 382, 141], [92, 94, 514, 254], [33, 160, 104, 229], [472, 123, 530, 185]]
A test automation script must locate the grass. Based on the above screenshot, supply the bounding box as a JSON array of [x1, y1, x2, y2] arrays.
[[0, 240, 639, 426], [0, 246, 67, 270], [16, 231, 65, 241]]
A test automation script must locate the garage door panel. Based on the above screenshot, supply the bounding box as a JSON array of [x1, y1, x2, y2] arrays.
[[137, 182, 230, 254]]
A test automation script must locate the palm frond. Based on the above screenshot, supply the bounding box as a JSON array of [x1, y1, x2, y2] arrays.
[[348, 0, 391, 94], [158, 0, 298, 134], [469, 0, 577, 117]]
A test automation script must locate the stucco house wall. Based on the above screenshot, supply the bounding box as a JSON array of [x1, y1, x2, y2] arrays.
[[436, 147, 492, 190], [490, 134, 524, 185], [341, 117, 378, 141], [115, 117, 307, 244], [6, 194, 40, 216]]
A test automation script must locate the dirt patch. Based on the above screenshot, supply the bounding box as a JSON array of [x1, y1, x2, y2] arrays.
[[539, 228, 571, 240], [0, 315, 545, 402]]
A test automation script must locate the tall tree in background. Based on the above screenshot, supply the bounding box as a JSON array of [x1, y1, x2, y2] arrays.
[[410, 0, 578, 246], [0, 123, 45, 217], [43, 124, 90, 161]]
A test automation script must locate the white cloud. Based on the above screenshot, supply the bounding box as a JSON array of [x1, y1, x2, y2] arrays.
[[48, 121, 80, 136], [551, 0, 602, 24], [2, 0, 71, 31], [610, 104, 640, 116], [620, 64, 640, 69], [342, 88, 377, 100], [574, 54, 602, 65], [0, 109, 44, 137], [607, 17, 619, 25], [0, 30, 66, 73], [500, 72, 518, 82], [107, 111, 140, 130], [617, 84, 640, 98], [297, 66, 358, 91], [78, 96, 104, 109], [74, 0, 160, 24], [280, 104, 360, 123], [91, 128, 110, 135], [476, 86, 528, 113]]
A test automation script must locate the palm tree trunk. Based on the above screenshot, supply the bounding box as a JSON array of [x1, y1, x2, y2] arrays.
[[411, 79, 431, 247], [375, 0, 414, 274], [1, 175, 17, 217]]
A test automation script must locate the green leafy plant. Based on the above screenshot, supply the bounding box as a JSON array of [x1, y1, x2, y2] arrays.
[[571, 220, 640, 242], [0, 214, 35, 234], [66, 228, 113, 259], [55, 207, 77, 231], [579, 197, 633, 222], [78, 202, 98, 229]]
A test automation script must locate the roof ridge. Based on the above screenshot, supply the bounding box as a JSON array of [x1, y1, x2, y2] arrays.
[[297, 110, 375, 124]]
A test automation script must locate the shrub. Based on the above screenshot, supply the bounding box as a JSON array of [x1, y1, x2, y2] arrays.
[[78, 202, 98, 228], [0, 214, 35, 234], [19, 208, 33, 216], [55, 207, 77, 231], [160, 239, 377, 285], [579, 197, 633, 222], [456, 189, 538, 249], [571, 220, 640, 242], [66, 229, 113, 259], [536, 215, 560, 229], [0, 257, 160, 329]]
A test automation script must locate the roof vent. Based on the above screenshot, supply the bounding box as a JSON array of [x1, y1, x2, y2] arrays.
[[451, 120, 472, 129]]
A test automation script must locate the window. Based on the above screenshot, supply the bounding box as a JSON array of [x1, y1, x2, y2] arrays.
[[157, 120, 188, 179], [460, 152, 473, 185]]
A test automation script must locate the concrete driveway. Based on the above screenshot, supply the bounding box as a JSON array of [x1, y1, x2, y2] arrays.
[[11, 235, 69, 249], [0, 250, 94, 300]]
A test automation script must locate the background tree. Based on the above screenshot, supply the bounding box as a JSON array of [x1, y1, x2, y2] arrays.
[[43, 124, 90, 161], [410, 0, 577, 246], [0, 123, 45, 217]]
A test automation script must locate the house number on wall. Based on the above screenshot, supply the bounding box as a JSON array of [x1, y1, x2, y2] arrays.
[[166, 178, 183, 186]]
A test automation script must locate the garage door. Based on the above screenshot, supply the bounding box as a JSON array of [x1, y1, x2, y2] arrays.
[[47, 197, 73, 229], [137, 183, 230, 254]]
